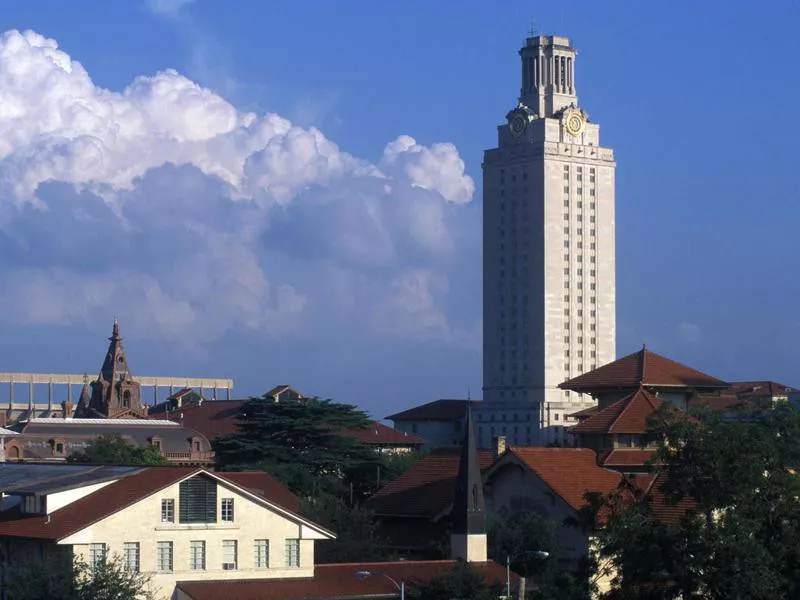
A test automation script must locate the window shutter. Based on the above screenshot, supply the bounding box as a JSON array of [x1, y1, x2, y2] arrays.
[[179, 475, 218, 523]]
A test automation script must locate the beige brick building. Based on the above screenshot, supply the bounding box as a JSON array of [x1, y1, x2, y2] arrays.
[[0, 465, 333, 599], [482, 34, 616, 446]]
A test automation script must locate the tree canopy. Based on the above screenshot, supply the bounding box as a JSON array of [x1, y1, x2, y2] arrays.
[[4, 554, 153, 600], [67, 433, 168, 465], [212, 396, 378, 497], [592, 401, 800, 600]]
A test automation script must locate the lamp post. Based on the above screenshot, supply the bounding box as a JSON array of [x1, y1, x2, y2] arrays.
[[355, 570, 405, 600]]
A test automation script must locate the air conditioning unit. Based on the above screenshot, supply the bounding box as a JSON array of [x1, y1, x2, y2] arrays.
[[222, 563, 236, 570]]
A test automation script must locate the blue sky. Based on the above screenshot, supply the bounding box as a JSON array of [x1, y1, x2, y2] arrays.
[[0, 0, 798, 418]]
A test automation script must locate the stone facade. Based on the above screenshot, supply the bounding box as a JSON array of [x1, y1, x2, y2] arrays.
[[482, 34, 616, 446]]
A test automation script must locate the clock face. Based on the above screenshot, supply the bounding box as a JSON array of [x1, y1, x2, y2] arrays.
[[565, 113, 585, 137], [509, 114, 527, 137]]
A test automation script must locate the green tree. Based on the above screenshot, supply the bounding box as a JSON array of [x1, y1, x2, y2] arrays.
[[489, 511, 591, 600], [4, 554, 153, 600], [410, 560, 505, 600], [213, 396, 378, 497], [301, 492, 390, 563], [67, 433, 168, 465], [592, 402, 800, 600]]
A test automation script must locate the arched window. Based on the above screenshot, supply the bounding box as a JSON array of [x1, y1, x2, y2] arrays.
[[122, 390, 131, 408], [8, 446, 20, 459]]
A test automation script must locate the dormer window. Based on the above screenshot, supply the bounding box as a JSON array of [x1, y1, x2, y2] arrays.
[[150, 436, 163, 451]]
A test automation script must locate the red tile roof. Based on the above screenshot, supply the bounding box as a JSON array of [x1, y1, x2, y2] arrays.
[[504, 448, 622, 512], [569, 388, 664, 435], [177, 560, 517, 600], [386, 399, 481, 422], [640, 472, 697, 525], [569, 405, 599, 420], [366, 448, 493, 518], [152, 402, 422, 448], [220, 471, 300, 513], [598, 449, 658, 468], [726, 380, 799, 397], [0, 467, 306, 541], [344, 421, 426, 446], [149, 400, 244, 438], [560, 347, 729, 393]]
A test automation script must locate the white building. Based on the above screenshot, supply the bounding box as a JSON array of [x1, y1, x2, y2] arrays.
[[482, 34, 617, 446]]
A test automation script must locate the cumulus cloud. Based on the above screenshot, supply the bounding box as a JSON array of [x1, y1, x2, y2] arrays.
[[0, 30, 478, 346]]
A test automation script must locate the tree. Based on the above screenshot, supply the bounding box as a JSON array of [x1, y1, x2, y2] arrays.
[[213, 396, 378, 498], [301, 492, 390, 563], [67, 433, 168, 465], [410, 559, 504, 600], [4, 554, 153, 600], [592, 402, 800, 599], [489, 511, 591, 600]]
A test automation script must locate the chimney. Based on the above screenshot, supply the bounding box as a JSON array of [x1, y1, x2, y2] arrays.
[[61, 401, 74, 420], [493, 435, 507, 460]]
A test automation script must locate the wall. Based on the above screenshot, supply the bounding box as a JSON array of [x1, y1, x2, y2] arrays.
[[61, 476, 321, 599], [484, 462, 590, 569]]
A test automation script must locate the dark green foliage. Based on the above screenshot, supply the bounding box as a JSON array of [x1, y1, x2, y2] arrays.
[[301, 492, 390, 563], [347, 450, 426, 501], [410, 559, 504, 600], [213, 396, 378, 498], [67, 433, 168, 465], [592, 402, 800, 600], [488, 511, 591, 600], [4, 554, 153, 600]]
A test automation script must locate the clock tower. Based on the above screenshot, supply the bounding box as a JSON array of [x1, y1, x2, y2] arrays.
[[481, 34, 616, 446]]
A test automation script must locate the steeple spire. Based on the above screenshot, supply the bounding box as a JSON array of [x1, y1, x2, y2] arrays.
[[75, 319, 147, 419], [451, 401, 487, 562]]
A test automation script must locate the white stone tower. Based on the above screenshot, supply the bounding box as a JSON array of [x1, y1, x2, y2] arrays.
[[481, 34, 616, 446]]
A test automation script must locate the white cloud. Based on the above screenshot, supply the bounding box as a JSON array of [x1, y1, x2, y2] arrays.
[[0, 30, 478, 346]]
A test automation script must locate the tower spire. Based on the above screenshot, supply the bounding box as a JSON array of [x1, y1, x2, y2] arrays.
[[451, 400, 487, 562]]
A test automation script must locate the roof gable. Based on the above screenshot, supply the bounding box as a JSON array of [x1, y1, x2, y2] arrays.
[[494, 448, 622, 512], [0, 466, 328, 542], [366, 448, 493, 518], [560, 347, 729, 392], [570, 388, 664, 435]]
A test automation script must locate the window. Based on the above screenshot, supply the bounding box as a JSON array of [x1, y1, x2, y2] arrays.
[[255, 540, 270, 569], [563, 294, 569, 302], [179, 475, 217, 523], [89, 543, 106, 572], [221, 498, 234, 522], [563, 240, 569, 248], [190, 541, 206, 570], [285, 539, 300, 567], [123, 542, 140, 573], [590, 189, 596, 196], [161, 499, 175, 523], [157, 541, 173, 572], [222, 540, 238, 570], [563, 226, 569, 234], [563, 186, 569, 193], [555, 414, 560, 421]]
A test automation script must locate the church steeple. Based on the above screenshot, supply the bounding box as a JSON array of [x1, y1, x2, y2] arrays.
[[75, 319, 147, 419], [451, 401, 487, 562]]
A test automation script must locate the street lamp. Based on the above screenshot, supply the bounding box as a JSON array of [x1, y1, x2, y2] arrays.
[[355, 570, 405, 600]]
